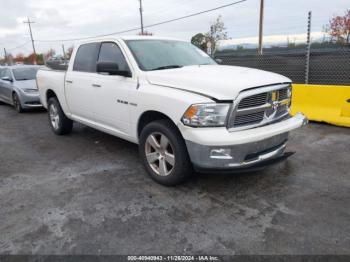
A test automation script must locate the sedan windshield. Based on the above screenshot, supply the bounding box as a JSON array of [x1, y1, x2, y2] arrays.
[[126, 40, 216, 71], [13, 68, 39, 81]]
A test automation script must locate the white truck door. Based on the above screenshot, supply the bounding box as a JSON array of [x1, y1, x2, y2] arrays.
[[92, 41, 135, 135], [65, 42, 100, 121]]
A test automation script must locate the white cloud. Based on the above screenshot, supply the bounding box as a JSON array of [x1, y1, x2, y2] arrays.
[[0, 0, 348, 56], [219, 31, 326, 47]]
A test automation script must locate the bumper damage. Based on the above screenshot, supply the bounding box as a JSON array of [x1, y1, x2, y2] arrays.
[[186, 132, 289, 170], [183, 113, 308, 171]]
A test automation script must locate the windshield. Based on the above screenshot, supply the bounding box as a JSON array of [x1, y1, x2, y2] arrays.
[[13, 67, 39, 81], [126, 40, 216, 71]]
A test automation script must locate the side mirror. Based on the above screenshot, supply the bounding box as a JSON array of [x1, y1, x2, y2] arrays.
[[96, 61, 131, 77], [1, 77, 13, 82], [215, 58, 223, 64]]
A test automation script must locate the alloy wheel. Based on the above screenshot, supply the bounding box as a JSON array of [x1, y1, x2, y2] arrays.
[[145, 132, 175, 176], [49, 104, 60, 130]]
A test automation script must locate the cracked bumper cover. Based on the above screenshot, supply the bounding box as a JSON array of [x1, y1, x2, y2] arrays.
[[180, 113, 308, 170]]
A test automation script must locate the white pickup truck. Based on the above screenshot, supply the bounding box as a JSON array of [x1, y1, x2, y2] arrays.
[[37, 36, 307, 186]]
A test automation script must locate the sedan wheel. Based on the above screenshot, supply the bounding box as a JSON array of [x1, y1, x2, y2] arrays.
[[12, 93, 23, 113], [145, 132, 175, 177]]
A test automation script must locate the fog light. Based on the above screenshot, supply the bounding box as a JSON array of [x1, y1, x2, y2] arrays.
[[210, 148, 232, 159]]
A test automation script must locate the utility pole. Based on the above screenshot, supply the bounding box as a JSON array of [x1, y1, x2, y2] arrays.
[[139, 0, 144, 35], [305, 11, 312, 84], [258, 0, 264, 55], [23, 17, 37, 65], [3, 48, 8, 65]]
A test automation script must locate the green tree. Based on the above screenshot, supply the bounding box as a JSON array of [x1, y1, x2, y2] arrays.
[[36, 54, 44, 65], [191, 33, 207, 51]]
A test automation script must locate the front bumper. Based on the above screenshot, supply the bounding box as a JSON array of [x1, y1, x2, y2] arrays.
[[19, 92, 43, 108], [180, 113, 308, 170]]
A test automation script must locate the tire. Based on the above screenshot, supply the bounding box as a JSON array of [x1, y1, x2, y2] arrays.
[[47, 97, 73, 135], [12, 93, 24, 113], [139, 119, 192, 186]]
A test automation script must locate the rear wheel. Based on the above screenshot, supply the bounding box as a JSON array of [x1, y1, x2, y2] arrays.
[[139, 119, 192, 186], [48, 97, 73, 135], [12, 93, 23, 113]]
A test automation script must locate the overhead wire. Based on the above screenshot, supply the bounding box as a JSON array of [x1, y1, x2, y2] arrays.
[[35, 0, 247, 43]]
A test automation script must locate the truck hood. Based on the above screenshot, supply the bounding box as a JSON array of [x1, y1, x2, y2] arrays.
[[146, 65, 291, 100]]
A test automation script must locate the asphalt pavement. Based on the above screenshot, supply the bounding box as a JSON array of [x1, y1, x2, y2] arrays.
[[0, 104, 349, 255]]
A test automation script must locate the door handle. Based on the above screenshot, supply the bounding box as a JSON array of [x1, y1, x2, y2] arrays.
[[66, 80, 73, 84], [92, 84, 101, 88]]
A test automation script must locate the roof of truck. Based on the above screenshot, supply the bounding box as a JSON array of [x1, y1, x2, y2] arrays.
[[120, 35, 186, 41], [76, 35, 187, 45]]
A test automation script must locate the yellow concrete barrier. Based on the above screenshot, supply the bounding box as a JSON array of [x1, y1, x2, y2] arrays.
[[291, 84, 350, 127]]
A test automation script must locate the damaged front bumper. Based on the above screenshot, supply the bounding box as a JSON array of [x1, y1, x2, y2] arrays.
[[180, 113, 308, 171]]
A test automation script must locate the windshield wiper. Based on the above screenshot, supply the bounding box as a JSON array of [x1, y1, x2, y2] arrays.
[[151, 65, 183, 71]]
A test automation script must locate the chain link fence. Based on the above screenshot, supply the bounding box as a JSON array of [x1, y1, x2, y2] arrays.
[[215, 45, 350, 85]]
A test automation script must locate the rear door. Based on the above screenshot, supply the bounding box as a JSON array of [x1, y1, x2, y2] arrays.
[[0, 68, 5, 101], [0, 69, 14, 103], [92, 41, 135, 135], [65, 42, 100, 121]]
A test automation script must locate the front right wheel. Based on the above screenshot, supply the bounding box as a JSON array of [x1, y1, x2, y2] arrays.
[[139, 119, 192, 186]]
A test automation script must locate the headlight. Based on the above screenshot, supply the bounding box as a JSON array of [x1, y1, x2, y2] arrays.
[[23, 89, 38, 93], [182, 103, 231, 127]]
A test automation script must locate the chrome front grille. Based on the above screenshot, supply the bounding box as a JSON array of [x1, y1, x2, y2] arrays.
[[228, 84, 292, 130], [278, 88, 288, 100], [238, 93, 268, 109], [233, 111, 265, 127]]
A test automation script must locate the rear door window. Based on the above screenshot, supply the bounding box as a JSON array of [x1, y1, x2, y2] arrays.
[[73, 43, 100, 73]]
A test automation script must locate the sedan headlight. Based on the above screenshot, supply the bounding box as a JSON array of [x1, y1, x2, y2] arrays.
[[23, 88, 38, 93], [182, 103, 231, 127]]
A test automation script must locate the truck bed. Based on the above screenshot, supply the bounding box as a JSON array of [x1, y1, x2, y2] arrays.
[[36, 67, 66, 109]]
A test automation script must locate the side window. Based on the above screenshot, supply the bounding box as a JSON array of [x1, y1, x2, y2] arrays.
[[98, 42, 129, 71], [73, 43, 100, 73], [1, 69, 12, 79], [5, 69, 12, 79]]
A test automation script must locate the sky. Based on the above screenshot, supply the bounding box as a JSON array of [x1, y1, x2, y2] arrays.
[[0, 0, 349, 56]]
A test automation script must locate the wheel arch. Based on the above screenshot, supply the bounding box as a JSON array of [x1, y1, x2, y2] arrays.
[[46, 89, 57, 102], [11, 90, 20, 105], [137, 110, 181, 139]]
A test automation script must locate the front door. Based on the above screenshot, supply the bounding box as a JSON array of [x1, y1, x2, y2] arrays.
[[92, 41, 135, 136]]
